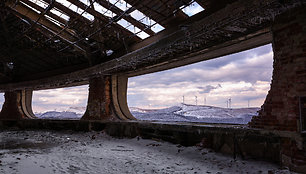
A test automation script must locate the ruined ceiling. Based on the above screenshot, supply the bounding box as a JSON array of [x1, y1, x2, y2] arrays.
[[0, 0, 303, 90], [0, 0, 234, 84]]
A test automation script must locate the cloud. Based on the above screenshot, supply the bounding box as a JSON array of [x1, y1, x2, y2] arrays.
[[128, 44, 273, 109], [198, 84, 222, 94], [0, 44, 274, 112], [32, 85, 89, 113]]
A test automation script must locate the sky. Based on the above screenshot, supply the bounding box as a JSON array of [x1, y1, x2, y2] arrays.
[[0, 44, 273, 113], [127, 44, 273, 109], [0, 3, 273, 112]]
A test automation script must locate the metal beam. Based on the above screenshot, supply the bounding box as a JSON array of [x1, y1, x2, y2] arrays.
[[95, 0, 155, 36], [0, 0, 304, 91], [6, 1, 87, 53]]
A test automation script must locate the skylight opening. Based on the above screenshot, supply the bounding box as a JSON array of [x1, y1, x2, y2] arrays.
[[79, 0, 91, 6], [108, 0, 132, 11], [20, 1, 41, 14], [180, 1, 204, 17], [151, 23, 165, 33], [50, 8, 70, 21], [106, 50, 113, 56], [130, 10, 165, 33], [56, 0, 95, 21], [117, 19, 149, 39], [28, 0, 49, 9], [93, 2, 116, 18], [136, 31, 150, 40], [45, 15, 65, 27]]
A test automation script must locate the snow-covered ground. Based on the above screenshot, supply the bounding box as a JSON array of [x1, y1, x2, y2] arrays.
[[0, 130, 295, 174], [35, 104, 259, 124], [132, 104, 259, 124], [35, 107, 86, 119]]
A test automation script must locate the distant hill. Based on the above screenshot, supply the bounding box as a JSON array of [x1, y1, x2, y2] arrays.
[[131, 104, 259, 124], [35, 104, 259, 124], [35, 107, 86, 119]]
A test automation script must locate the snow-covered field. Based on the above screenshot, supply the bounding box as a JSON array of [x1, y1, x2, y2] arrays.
[[0, 130, 295, 174], [35, 107, 86, 119], [132, 104, 259, 124], [35, 104, 259, 124]]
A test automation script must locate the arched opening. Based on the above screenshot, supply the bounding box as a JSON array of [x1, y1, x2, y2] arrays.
[[127, 44, 273, 124], [32, 85, 88, 119]]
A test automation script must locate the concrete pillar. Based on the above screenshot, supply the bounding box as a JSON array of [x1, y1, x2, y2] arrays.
[[111, 75, 136, 120], [81, 76, 116, 120], [0, 90, 35, 120]]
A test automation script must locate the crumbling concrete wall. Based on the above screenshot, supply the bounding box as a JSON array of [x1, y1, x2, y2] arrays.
[[249, 6, 306, 132]]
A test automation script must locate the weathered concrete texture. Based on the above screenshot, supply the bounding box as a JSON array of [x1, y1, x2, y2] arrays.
[[81, 76, 116, 120], [249, 6, 306, 132], [0, 91, 26, 120], [1, 119, 306, 173]]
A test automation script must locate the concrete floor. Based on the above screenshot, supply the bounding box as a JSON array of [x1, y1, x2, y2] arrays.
[[0, 130, 297, 174]]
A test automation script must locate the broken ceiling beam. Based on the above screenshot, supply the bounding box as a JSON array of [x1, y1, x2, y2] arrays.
[[20, 0, 67, 25], [0, 0, 304, 91], [64, 0, 154, 39], [6, 1, 88, 54], [95, 0, 155, 36], [124, 0, 189, 28], [42, 0, 140, 45]]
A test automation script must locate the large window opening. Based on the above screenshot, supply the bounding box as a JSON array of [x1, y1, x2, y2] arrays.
[[0, 93, 4, 111], [32, 85, 88, 120], [127, 44, 273, 124]]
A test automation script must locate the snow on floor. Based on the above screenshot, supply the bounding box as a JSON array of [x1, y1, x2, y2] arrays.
[[0, 130, 296, 174]]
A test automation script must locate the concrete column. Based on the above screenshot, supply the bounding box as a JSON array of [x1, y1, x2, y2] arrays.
[[81, 76, 117, 120], [111, 75, 136, 120], [249, 6, 306, 132], [0, 90, 35, 120]]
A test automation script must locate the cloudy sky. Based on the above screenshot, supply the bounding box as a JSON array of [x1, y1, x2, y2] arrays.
[[0, 44, 273, 113], [127, 44, 273, 109], [0, 3, 273, 113]]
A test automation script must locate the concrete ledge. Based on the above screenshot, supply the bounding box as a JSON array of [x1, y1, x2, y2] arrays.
[[1, 119, 305, 166]]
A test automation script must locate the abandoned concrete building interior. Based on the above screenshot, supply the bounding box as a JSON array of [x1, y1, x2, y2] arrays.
[[0, 0, 306, 173]]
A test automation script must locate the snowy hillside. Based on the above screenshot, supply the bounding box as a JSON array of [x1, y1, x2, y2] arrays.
[[35, 107, 86, 119], [131, 104, 259, 124], [35, 104, 259, 124]]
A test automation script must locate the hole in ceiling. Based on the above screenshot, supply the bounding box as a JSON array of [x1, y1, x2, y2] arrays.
[[50, 7, 70, 21], [130, 10, 165, 33], [56, 0, 95, 21], [180, 1, 204, 17], [93, 2, 117, 17], [108, 0, 132, 11], [117, 19, 150, 39]]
